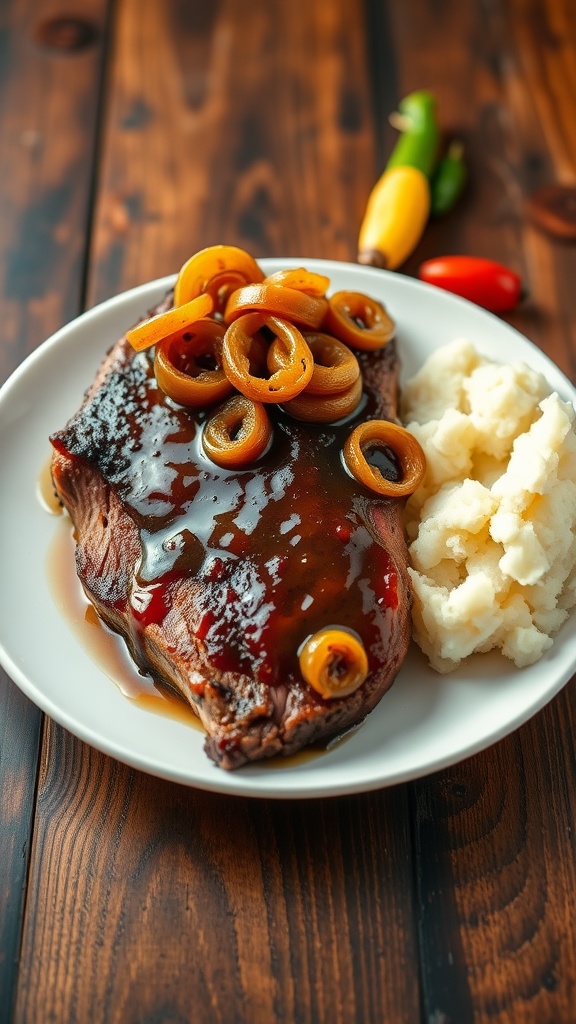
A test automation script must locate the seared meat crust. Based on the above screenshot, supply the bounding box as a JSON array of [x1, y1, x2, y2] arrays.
[[50, 295, 412, 769]]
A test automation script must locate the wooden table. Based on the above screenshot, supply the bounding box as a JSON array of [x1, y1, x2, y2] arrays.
[[2, 1, 576, 1021]]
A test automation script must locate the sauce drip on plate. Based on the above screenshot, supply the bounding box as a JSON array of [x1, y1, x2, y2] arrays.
[[45, 517, 359, 766], [46, 516, 201, 728]]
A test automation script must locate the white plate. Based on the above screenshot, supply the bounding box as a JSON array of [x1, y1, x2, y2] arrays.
[[1, 259, 576, 799]]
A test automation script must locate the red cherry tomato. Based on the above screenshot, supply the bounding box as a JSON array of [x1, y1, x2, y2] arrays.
[[418, 256, 522, 313]]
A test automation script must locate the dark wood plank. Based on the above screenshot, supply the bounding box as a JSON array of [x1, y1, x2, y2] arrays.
[[15, 1, 422, 1021], [384, 0, 576, 1019], [0, 676, 42, 1020], [87, 0, 384, 303], [0, 0, 110, 1016], [0, 0, 110, 376], [17, 736, 420, 1023], [414, 700, 576, 1024]]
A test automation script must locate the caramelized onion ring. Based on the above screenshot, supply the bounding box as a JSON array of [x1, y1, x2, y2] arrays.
[[224, 283, 328, 329], [202, 395, 272, 468], [154, 319, 233, 407], [299, 628, 369, 699], [202, 269, 250, 314], [303, 333, 361, 395], [174, 245, 264, 306], [324, 291, 395, 351], [305, 334, 360, 395], [263, 268, 330, 297], [126, 293, 213, 352], [222, 313, 313, 403], [282, 375, 362, 423], [343, 420, 426, 497]]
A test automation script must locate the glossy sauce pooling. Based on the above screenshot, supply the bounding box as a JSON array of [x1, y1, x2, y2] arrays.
[[55, 342, 401, 687]]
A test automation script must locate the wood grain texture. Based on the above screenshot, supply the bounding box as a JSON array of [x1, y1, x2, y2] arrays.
[[0, 1, 110, 1018], [413, 703, 576, 1023], [0, 0, 110, 378], [385, 0, 576, 1020], [87, 0, 387, 303], [17, 731, 421, 1024], [0, 676, 42, 1020], [8, 0, 576, 1021], [15, 1, 421, 1023]]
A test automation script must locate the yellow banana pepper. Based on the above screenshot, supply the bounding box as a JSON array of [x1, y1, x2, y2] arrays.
[[357, 165, 430, 270]]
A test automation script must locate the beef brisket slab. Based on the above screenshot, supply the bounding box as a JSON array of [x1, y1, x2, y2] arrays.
[[50, 296, 412, 769]]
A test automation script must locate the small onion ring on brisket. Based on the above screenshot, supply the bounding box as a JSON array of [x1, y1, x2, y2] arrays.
[[154, 318, 233, 407], [174, 244, 264, 306], [222, 313, 314, 403], [268, 332, 363, 421], [268, 332, 360, 396], [299, 628, 369, 698], [202, 269, 250, 316], [125, 245, 409, 438], [126, 292, 213, 352], [324, 290, 395, 351], [343, 420, 426, 497], [223, 282, 328, 329], [263, 267, 330, 298], [282, 375, 363, 423], [202, 394, 272, 468]]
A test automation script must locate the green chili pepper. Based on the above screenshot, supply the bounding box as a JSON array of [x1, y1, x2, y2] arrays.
[[386, 90, 440, 179], [430, 141, 466, 217]]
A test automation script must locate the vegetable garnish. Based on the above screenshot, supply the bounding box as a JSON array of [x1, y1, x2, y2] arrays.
[[324, 291, 396, 350], [263, 267, 330, 297], [174, 244, 264, 306], [358, 90, 439, 269], [299, 628, 369, 699], [343, 420, 426, 498], [418, 256, 522, 312], [223, 283, 328, 329], [153, 319, 233, 408], [290, 334, 360, 395], [267, 331, 362, 422], [358, 91, 469, 267], [126, 293, 213, 351], [125, 245, 420, 475], [202, 394, 272, 468], [430, 141, 466, 218], [283, 375, 363, 423], [358, 164, 431, 271], [221, 313, 314, 403], [386, 90, 440, 178]]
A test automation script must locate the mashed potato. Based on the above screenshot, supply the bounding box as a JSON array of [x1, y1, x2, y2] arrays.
[[401, 339, 576, 673]]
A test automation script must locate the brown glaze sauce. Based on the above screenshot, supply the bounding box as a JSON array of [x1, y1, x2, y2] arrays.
[[45, 514, 356, 767], [51, 341, 401, 693], [46, 515, 202, 728]]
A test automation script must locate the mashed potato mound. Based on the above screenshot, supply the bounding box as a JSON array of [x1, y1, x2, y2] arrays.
[[401, 339, 576, 673]]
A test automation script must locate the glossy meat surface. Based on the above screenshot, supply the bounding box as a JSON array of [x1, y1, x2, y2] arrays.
[[50, 299, 412, 768]]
